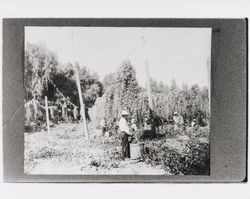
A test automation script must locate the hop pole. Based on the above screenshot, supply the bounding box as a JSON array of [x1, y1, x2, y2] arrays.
[[74, 64, 89, 141], [145, 60, 154, 111], [145, 60, 156, 137], [70, 29, 89, 141], [45, 96, 50, 135]]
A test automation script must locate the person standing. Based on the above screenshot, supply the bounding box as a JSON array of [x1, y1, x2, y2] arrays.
[[173, 111, 183, 131], [142, 114, 152, 138], [61, 100, 67, 121], [119, 110, 132, 160], [100, 117, 107, 136], [73, 106, 79, 122], [131, 118, 138, 132], [32, 95, 39, 121], [191, 119, 196, 128]]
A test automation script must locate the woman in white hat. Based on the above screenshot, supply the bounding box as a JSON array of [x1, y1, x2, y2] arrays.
[[119, 110, 131, 159]]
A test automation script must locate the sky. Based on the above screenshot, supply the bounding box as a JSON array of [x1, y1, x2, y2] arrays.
[[25, 27, 211, 88]]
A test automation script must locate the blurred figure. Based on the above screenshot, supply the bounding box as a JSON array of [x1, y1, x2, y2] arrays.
[[130, 117, 139, 143], [31, 95, 39, 121], [142, 114, 154, 139], [73, 106, 79, 121], [61, 100, 67, 121], [112, 118, 119, 134], [154, 116, 163, 133], [144, 114, 152, 131], [131, 118, 138, 133], [100, 117, 107, 136], [191, 119, 196, 128], [173, 111, 183, 131]]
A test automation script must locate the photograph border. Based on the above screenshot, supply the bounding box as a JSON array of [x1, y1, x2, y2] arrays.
[[2, 18, 247, 183]]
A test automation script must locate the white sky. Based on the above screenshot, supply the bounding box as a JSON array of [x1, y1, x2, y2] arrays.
[[25, 27, 211, 88]]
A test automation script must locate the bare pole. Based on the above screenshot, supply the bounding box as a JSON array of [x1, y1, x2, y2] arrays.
[[75, 65, 89, 140], [70, 30, 89, 140], [145, 60, 156, 137], [145, 60, 154, 111], [143, 37, 153, 111], [45, 96, 50, 134]]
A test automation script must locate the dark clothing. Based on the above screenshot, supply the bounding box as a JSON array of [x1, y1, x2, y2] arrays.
[[121, 131, 130, 159], [102, 127, 107, 135]]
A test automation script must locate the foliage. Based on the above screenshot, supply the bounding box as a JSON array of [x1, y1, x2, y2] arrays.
[[25, 42, 209, 131], [25, 42, 58, 100], [147, 81, 210, 124], [142, 126, 210, 175], [25, 43, 103, 107], [102, 72, 117, 91], [91, 60, 141, 126], [78, 64, 104, 107], [91, 59, 209, 129], [50, 63, 79, 105], [24, 43, 105, 130], [116, 60, 140, 114]]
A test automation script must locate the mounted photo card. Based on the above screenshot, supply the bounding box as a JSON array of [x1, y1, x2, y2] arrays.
[[2, 18, 247, 182]]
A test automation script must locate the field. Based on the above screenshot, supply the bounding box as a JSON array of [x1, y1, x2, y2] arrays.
[[25, 122, 209, 175], [24, 30, 210, 176]]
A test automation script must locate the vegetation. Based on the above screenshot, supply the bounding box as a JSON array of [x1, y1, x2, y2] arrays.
[[142, 126, 209, 175], [25, 43, 103, 108], [91, 61, 209, 129], [24, 42, 210, 175]]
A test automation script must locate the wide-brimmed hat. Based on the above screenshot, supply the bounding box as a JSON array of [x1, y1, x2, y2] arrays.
[[121, 110, 129, 116]]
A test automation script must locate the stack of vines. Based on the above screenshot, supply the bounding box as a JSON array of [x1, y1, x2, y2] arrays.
[[93, 61, 209, 128], [91, 60, 140, 127]]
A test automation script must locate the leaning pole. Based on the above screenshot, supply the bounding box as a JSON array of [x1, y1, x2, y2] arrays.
[[145, 60, 156, 137], [70, 29, 89, 141], [45, 96, 50, 135], [145, 60, 153, 111], [74, 64, 89, 141]]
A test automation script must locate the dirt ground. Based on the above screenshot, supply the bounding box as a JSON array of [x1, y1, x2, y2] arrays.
[[24, 123, 170, 175]]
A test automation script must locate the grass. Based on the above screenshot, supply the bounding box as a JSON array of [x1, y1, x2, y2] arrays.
[[24, 122, 209, 175], [24, 122, 167, 175]]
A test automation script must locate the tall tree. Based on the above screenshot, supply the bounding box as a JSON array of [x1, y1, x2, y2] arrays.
[[25, 42, 58, 100], [77, 64, 104, 108], [116, 60, 140, 115]]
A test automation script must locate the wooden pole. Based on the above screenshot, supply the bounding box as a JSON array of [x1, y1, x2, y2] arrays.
[[74, 64, 89, 141], [71, 30, 89, 140], [145, 60, 154, 111], [45, 96, 50, 134], [145, 60, 156, 137]]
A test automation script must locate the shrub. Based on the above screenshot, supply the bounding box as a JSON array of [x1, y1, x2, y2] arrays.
[[142, 132, 210, 175]]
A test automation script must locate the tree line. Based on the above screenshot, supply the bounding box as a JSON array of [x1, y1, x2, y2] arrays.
[[25, 43, 103, 108], [25, 43, 209, 128], [91, 60, 209, 129]]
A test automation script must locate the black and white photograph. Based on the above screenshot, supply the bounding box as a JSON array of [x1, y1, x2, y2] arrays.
[[24, 27, 211, 175]]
